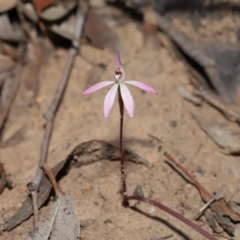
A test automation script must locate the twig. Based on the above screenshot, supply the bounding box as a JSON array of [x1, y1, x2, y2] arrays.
[[31, 191, 39, 225], [191, 190, 223, 220], [194, 88, 240, 123], [0, 67, 21, 134], [42, 164, 62, 196], [158, 234, 173, 240], [164, 152, 240, 222], [27, 0, 88, 225]]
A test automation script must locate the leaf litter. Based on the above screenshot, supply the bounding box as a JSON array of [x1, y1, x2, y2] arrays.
[[23, 164, 80, 240], [2, 1, 240, 239], [192, 113, 240, 154], [6, 140, 149, 231]]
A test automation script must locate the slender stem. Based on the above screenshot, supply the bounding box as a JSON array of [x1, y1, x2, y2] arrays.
[[127, 196, 217, 240], [118, 88, 129, 207]]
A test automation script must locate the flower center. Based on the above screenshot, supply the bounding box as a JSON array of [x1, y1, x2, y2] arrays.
[[114, 68, 123, 82], [115, 69, 122, 76]]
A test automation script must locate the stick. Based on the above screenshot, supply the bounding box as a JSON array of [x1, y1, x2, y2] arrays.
[[27, 0, 88, 225], [43, 164, 62, 196], [0, 67, 21, 133], [194, 88, 240, 123], [164, 152, 240, 222], [191, 190, 223, 220]]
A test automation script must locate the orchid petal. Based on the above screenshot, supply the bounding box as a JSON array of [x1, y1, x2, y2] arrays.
[[124, 81, 158, 94], [115, 52, 123, 70], [104, 83, 119, 118], [120, 83, 134, 118], [83, 81, 114, 95]]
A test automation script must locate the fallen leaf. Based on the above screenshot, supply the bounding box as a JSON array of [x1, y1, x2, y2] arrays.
[[205, 208, 223, 234], [50, 15, 75, 41], [0, 0, 17, 13], [192, 113, 240, 154], [49, 194, 80, 240], [23, 163, 80, 240], [23, 200, 60, 240], [40, 1, 77, 21], [143, 6, 159, 48], [177, 86, 202, 106], [23, 194, 80, 240], [31, 0, 56, 14], [83, 9, 121, 52], [0, 14, 26, 42], [19, 2, 38, 23]]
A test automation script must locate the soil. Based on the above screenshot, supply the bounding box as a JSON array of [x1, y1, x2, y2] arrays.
[[1, 4, 240, 240]]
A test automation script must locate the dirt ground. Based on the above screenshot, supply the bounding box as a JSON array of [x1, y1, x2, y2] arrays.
[[1, 4, 240, 240]]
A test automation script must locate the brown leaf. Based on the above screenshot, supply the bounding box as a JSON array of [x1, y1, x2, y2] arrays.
[[0, 14, 26, 42], [204, 209, 223, 234], [192, 113, 240, 154], [40, 1, 77, 22], [156, 13, 231, 101], [0, 0, 17, 13], [143, 7, 159, 48], [23, 194, 80, 240], [84, 9, 121, 53], [7, 140, 149, 231], [18, 2, 38, 23], [23, 200, 59, 240], [49, 194, 80, 240], [23, 163, 80, 240], [31, 0, 56, 14]]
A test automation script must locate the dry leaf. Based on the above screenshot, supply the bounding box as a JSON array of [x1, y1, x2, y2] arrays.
[[23, 163, 80, 240], [0, 0, 17, 13], [40, 1, 77, 21], [50, 15, 75, 41], [0, 14, 26, 42], [177, 86, 202, 106], [84, 9, 121, 52], [19, 2, 38, 23], [23, 201, 60, 240], [23, 194, 80, 240], [192, 113, 240, 154], [49, 194, 80, 240], [31, 0, 56, 14]]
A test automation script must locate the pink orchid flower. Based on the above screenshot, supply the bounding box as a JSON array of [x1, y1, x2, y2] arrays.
[[83, 52, 158, 118]]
